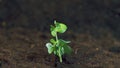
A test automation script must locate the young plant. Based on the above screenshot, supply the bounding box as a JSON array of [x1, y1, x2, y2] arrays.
[[46, 20, 72, 62]]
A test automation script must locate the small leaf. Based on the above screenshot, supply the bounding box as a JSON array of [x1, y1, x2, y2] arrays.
[[60, 39, 71, 43], [46, 43, 53, 54], [58, 39, 70, 47], [59, 40, 72, 55], [50, 38, 56, 44], [54, 21, 67, 33], [51, 31, 56, 37], [54, 20, 57, 25], [50, 25, 57, 37], [63, 41, 71, 43], [50, 25, 55, 32]]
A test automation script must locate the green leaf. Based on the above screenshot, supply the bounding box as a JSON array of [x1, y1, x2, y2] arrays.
[[54, 20, 57, 25], [50, 25, 55, 32], [56, 46, 64, 55], [50, 21, 67, 36], [46, 43, 54, 54], [63, 45, 72, 55], [58, 39, 70, 47], [50, 38, 56, 44], [50, 25, 56, 37], [58, 39, 72, 55], [54, 21, 67, 33], [53, 46, 59, 55], [58, 39, 66, 46], [60, 39, 71, 43], [60, 46, 65, 55], [51, 31, 56, 37], [54, 50, 57, 55]]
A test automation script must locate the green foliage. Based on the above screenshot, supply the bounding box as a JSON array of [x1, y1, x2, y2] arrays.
[[50, 21, 67, 37], [46, 20, 72, 62]]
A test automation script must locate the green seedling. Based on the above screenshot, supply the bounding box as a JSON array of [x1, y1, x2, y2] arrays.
[[46, 20, 72, 62]]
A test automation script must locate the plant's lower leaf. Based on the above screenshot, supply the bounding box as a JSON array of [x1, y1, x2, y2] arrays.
[[50, 38, 56, 44], [63, 45, 72, 55], [58, 46, 65, 55], [59, 39, 71, 43], [58, 39, 66, 46], [46, 43, 53, 54], [54, 51, 57, 55]]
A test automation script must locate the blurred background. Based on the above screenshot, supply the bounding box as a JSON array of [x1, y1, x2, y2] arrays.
[[0, 0, 120, 38]]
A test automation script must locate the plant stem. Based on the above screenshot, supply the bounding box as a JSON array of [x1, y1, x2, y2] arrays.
[[55, 32, 58, 42], [55, 33, 62, 62], [59, 49, 62, 62]]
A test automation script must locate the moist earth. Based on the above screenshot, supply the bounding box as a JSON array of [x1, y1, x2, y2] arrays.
[[0, 27, 120, 68]]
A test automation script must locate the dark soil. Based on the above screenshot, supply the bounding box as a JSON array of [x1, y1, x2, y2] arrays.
[[0, 27, 120, 68]]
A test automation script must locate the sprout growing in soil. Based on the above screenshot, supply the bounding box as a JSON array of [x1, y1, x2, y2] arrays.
[[46, 20, 72, 62]]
